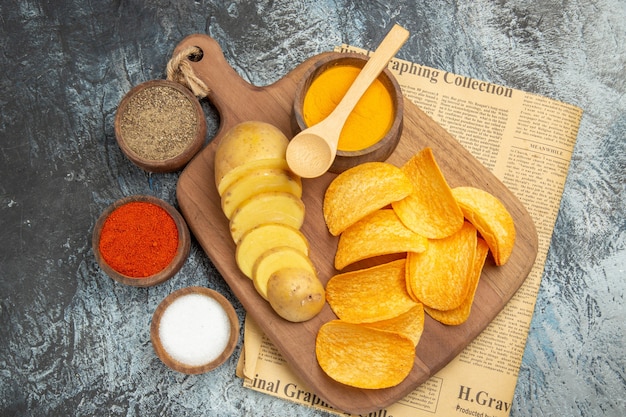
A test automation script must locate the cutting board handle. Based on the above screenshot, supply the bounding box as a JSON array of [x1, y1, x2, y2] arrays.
[[172, 34, 309, 137]]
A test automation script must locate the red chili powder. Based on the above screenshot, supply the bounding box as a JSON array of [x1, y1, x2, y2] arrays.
[[99, 201, 179, 277]]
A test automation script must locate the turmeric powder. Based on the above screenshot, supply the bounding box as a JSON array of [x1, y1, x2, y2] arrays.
[[302, 65, 394, 152]]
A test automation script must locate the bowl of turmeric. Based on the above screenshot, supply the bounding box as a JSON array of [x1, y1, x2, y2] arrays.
[[292, 52, 404, 174], [92, 195, 191, 287]]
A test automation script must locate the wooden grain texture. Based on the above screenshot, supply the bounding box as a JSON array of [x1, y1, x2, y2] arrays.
[[174, 34, 538, 414]]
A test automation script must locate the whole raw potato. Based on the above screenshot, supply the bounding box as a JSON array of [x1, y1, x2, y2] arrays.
[[214, 121, 289, 189], [267, 268, 326, 322]]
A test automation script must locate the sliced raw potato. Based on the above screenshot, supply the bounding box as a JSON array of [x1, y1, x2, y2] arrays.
[[315, 320, 415, 389], [364, 304, 425, 347], [326, 259, 418, 323], [214, 121, 289, 191], [406, 221, 477, 311], [267, 267, 325, 323], [236, 223, 309, 279], [452, 186, 516, 266], [221, 168, 302, 219], [425, 238, 489, 325], [217, 158, 289, 196], [392, 147, 464, 239], [334, 209, 428, 270], [252, 246, 316, 300], [323, 162, 413, 236], [229, 192, 305, 243]]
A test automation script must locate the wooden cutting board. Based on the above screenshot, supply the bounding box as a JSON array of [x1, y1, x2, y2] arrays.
[[174, 34, 538, 414]]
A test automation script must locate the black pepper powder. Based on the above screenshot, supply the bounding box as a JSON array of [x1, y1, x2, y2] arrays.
[[119, 85, 197, 161]]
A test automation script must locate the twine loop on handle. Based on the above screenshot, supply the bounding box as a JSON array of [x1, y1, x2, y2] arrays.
[[166, 46, 210, 99]]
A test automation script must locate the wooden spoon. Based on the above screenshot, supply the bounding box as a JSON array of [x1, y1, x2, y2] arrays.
[[285, 24, 409, 178]]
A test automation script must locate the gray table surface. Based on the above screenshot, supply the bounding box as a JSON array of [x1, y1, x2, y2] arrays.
[[1, 1, 624, 416]]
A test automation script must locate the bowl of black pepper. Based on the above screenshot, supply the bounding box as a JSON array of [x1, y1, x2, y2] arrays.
[[114, 80, 206, 173]]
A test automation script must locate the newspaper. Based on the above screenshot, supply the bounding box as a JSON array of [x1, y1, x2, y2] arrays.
[[236, 44, 583, 417]]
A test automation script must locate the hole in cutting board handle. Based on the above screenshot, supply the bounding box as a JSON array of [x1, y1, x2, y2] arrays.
[[189, 47, 203, 62]]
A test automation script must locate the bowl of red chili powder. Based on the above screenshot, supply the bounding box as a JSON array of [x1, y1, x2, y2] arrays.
[[92, 195, 191, 287]]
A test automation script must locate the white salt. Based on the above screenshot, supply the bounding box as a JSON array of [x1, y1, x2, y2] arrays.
[[158, 293, 231, 366]]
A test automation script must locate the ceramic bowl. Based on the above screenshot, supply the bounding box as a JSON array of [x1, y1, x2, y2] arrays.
[[150, 286, 240, 374], [92, 195, 191, 287], [292, 52, 404, 174], [114, 79, 206, 173]]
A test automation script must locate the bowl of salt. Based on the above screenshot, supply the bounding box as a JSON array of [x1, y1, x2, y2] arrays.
[[150, 286, 239, 374]]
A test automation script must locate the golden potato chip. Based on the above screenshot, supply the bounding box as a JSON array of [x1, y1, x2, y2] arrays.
[[452, 186, 516, 266], [323, 162, 413, 236], [392, 148, 464, 239], [335, 209, 428, 270], [326, 259, 418, 323], [315, 320, 415, 389], [363, 304, 425, 346], [425, 238, 489, 325], [406, 221, 477, 310]]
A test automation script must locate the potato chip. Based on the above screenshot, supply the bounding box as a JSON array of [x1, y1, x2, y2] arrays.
[[392, 148, 464, 239], [425, 238, 489, 325], [326, 259, 418, 323], [406, 221, 477, 310], [363, 304, 425, 346], [315, 320, 415, 389], [452, 186, 516, 266], [334, 209, 428, 270], [323, 162, 413, 236]]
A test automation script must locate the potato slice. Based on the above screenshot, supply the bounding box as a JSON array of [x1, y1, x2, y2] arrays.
[[323, 162, 413, 236], [425, 238, 489, 325], [452, 186, 516, 266], [406, 221, 477, 311], [221, 168, 302, 219], [229, 192, 305, 243], [236, 223, 309, 279], [214, 121, 289, 191], [335, 209, 428, 270], [217, 158, 289, 196], [392, 147, 464, 239], [315, 320, 415, 389], [252, 246, 316, 300], [267, 267, 325, 322], [326, 259, 418, 323], [363, 304, 425, 346]]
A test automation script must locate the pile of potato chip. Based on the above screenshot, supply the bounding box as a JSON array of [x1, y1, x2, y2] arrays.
[[315, 147, 516, 389]]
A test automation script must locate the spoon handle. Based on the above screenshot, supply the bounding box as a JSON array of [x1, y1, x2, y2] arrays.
[[328, 24, 409, 128]]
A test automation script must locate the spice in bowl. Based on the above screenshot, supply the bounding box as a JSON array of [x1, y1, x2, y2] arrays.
[[151, 287, 239, 374], [293, 53, 404, 174], [302, 64, 395, 152], [92, 195, 191, 287], [99, 201, 178, 277], [114, 80, 206, 173]]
